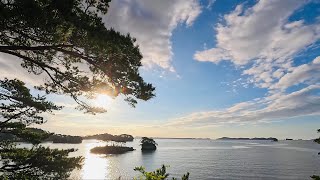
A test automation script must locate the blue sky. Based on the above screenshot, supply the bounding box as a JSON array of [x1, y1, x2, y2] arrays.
[[1, 0, 320, 139]]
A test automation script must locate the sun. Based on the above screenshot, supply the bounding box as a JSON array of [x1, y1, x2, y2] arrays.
[[94, 94, 113, 109]]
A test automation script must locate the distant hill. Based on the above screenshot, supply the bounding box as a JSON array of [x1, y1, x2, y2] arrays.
[[0, 128, 134, 144], [46, 134, 82, 144], [217, 137, 278, 141], [84, 133, 134, 142], [0, 128, 82, 143]]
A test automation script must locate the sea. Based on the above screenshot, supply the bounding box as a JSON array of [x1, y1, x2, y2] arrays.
[[20, 139, 320, 180]]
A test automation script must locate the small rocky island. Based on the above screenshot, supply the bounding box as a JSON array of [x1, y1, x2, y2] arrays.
[[141, 137, 157, 151], [91, 145, 135, 154], [88, 133, 136, 154]]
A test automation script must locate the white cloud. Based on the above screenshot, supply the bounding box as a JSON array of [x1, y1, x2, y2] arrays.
[[194, 48, 231, 63], [170, 0, 320, 128], [314, 56, 320, 64], [272, 69, 285, 79], [104, 0, 202, 71], [272, 57, 320, 90], [167, 85, 320, 127], [194, 0, 320, 90]]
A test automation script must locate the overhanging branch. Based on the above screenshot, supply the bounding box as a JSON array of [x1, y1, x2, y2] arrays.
[[0, 45, 73, 51]]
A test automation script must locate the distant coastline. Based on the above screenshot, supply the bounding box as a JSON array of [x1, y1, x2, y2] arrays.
[[136, 136, 211, 140], [217, 137, 278, 141]]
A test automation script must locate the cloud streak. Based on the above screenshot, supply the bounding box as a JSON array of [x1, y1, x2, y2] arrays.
[[167, 85, 320, 128]]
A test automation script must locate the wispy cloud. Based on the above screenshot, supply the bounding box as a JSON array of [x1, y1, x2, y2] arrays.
[[271, 58, 320, 90], [206, 0, 216, 10], [167, 85, 320, 128]]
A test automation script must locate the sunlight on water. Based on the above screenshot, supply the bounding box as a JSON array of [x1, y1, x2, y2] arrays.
[[232, 145, 250, 149], [81, 141, 109, 179]]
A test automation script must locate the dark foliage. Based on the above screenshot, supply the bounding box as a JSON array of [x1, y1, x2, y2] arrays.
[[134, 165, 190, 180], [84, 133, 134, 142], [0, 78, 83, 179], [140, 137, 158, 146], [47, 134, 83, 144], [140, 137, 157, 151], [0, 0, 155, 178], [0, 144, 82, 179], [0, 0, 155, 114]]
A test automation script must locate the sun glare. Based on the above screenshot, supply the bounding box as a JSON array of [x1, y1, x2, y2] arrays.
[[81, 141, 109, 179], [94, 94, 113, 108]]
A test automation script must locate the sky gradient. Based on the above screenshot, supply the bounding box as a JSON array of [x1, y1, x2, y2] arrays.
[[1, 0, 320, 139]]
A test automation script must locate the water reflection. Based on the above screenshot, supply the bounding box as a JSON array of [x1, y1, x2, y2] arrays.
[[81, 142, 109, 179], [68, 140, 138, 179], [140, 150, 156, 168], [141, 149, 156, 155]]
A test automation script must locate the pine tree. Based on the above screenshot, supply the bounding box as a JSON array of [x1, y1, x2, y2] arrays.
[[0, 0, 155, 114], [0, 78, 83, 179], [0, 0, 155, 179]]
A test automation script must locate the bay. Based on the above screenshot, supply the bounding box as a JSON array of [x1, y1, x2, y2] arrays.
[[19, 139, 320, 180]]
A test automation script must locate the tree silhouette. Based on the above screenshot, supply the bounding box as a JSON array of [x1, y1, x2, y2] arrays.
[[141, 137, 158, 146], [140, 137, 158, 151], [134, 165, 190, 180], [0, 0, 155, 114], [0, 0, 155, 178], [0, 78, 83, 179]]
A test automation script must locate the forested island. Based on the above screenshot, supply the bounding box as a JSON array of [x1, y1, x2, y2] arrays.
[[91, 146, 135, 154], [141, 137, 157, 151], [218, 137, 278, 141], [0, 128, 134, 144], [0, 128, 83, 144], [84, 133, 134, 142], [46, 134, 82, 144]]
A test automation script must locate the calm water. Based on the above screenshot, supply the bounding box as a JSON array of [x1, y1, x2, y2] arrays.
[[24, 139, 320, 179]]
